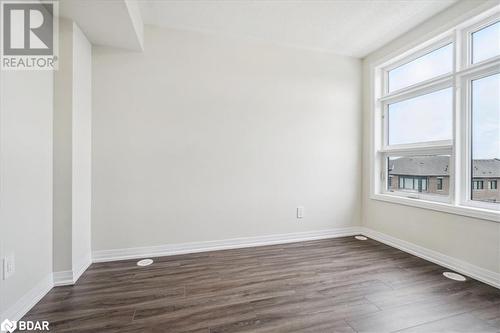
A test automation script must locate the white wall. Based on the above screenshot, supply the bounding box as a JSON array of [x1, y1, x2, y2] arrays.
[[53, 19, 73, 273], [53, 20, 92, 277], [362, 0, 500, 274], [71, 23, 92, 274], [0, 70, 53, 320], [92, 25, 362, 251]]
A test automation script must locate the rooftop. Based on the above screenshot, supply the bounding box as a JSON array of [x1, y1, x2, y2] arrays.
[[389, 157, 500, 178], [473, 159, 500, 178]]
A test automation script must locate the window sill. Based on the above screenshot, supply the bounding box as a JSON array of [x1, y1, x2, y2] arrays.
[[370, 193, 499, 222]]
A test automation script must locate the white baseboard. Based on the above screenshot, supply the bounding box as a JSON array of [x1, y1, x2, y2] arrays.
[[73, 255, 92, 283], [0, 273, 53, 323], [360, 227, 500, 289], [91, 228, 500, 290], [53, 255, 92, 286], [92, 227, 362, 263], [53, 270, 73, 286]]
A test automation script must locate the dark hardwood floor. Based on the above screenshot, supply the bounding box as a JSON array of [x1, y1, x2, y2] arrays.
[[22, 237, 500, 332]]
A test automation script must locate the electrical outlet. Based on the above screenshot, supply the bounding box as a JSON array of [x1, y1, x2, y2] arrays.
[[297, 206, 304, 219], [3, 254, 15, 280]]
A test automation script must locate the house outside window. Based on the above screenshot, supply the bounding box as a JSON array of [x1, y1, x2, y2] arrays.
[[389, 156, 446, 195]]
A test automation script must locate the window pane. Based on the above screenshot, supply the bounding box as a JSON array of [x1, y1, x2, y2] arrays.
[[472, 21, 500, 64], [471, 73, 500, 204], [388, 88, 452, 145], [388, 44, 453, 93], [387, 155, 450, 196]]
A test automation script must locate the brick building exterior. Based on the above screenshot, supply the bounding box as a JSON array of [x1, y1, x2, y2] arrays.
[[472, 159, 500, 203], [388, 157, 500, 203]]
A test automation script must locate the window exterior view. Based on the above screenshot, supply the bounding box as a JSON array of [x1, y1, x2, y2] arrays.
[[388, 156, 450, 196], [472, 159, 500, 203], [388, 156, 500, 203], [375, 11, 499, 213]]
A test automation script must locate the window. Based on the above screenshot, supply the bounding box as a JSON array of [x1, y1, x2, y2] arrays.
[[388, 43, 453, 92], [471, 73, 499, 203], [372, 9, 500, 220], [387, 155, 449, 198], [387, 88, 452, 145], [472, 21, 500, 64], [473, 180, 484, 190], [398, 176, 428, 192]]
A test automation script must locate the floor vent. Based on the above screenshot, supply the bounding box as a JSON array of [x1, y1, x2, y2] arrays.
[[137, 259, 154, 267], [443, 271, 466, 281], [355, 235, 368, 241]]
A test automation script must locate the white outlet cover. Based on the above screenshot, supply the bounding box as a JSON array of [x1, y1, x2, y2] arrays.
[[137, 259, 154, 267], [2, 254, 15, 280], [297, 206, 304, 219], [443, 271, 466, 281]]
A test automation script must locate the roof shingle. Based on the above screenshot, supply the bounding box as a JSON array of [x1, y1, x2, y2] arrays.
[[388, 157, 500, 178]]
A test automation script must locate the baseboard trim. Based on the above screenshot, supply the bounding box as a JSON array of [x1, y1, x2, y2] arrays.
[[92, 227, 362, 263], [73, 256, 92, 283], [0, 273, 53, 322], [53, 256, 92, 286], [53, 270, 73, 286], [360, 227, 500, 289]]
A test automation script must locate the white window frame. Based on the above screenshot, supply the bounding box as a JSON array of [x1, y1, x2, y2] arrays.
[[460, 12, 500, 69], [370, 6, 500, 222], [459, 65, 499, 210], [379, 35, 454, 204]]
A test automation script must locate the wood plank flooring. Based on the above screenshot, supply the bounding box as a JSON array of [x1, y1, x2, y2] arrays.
[[22, 237, 500, 332]]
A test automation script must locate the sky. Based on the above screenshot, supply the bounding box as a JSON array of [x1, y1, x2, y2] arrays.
[[388, 22, 499, 159], [388, 88, 452, 146], [389, 43, 452, 93], [472, 21, 500, 64], [471, 22, 499, 159], [472, 73, 499, 160]]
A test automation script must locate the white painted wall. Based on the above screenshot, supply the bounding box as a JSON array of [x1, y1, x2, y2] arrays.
[[53, 20, 92, 277], [71, 23, 92, 274], [53, 19, 73, 273], [362, 0, 500, 274], [0, 70, 53, 319], [92, 25, 362, 251]]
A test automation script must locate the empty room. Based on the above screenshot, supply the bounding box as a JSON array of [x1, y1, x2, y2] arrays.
[[1, 0, 500, 332]]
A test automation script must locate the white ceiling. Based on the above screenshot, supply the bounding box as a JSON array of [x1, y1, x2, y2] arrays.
[[140, 0, 457, 58]]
